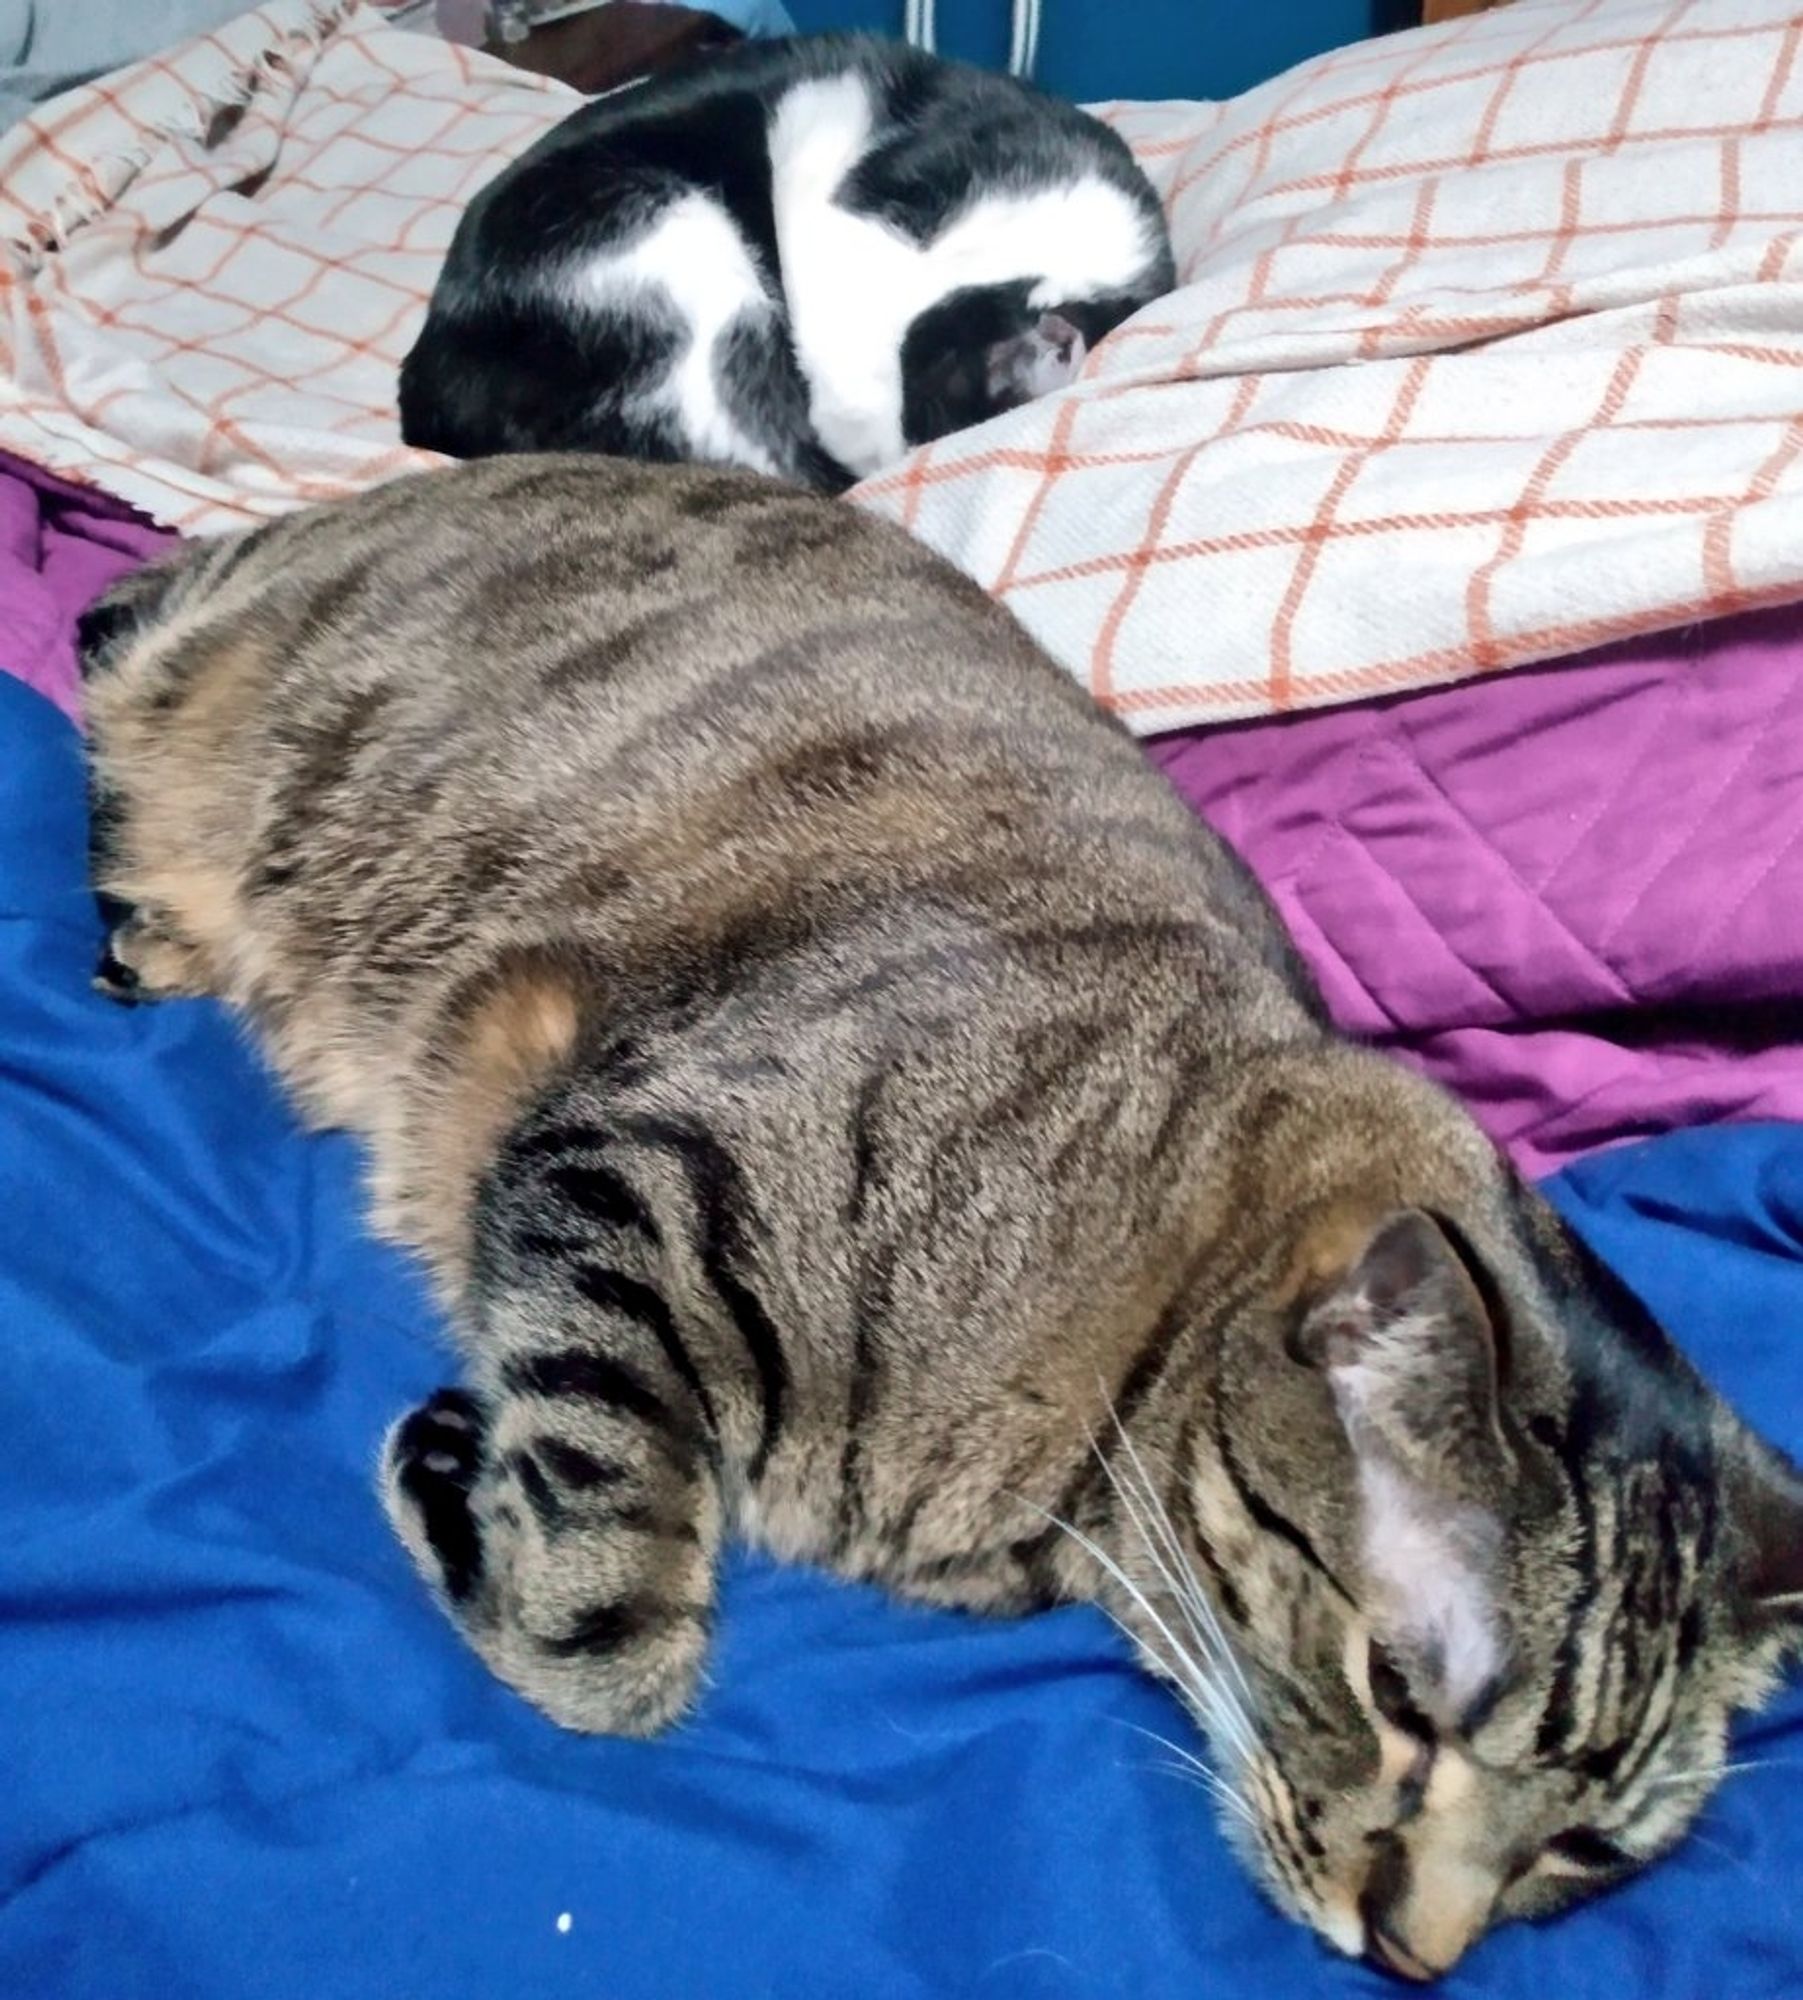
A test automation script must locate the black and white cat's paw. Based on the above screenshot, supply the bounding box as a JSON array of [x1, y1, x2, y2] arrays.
[[383, 1388, 490, 1604]]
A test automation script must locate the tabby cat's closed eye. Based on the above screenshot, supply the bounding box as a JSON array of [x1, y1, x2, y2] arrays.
[[1544, 1829, 1633, 1873], [1367, 1642, 1434, 1741]]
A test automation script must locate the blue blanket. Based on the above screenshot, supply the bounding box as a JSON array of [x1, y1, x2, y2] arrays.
[[2, 671, 1799, 2000]]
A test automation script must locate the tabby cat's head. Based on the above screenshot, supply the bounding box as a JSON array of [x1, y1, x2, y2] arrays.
[[1171, 1171, 1802, 1980]]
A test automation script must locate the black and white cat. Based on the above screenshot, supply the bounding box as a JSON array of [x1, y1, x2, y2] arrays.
[[398, 34, 1175, 491]]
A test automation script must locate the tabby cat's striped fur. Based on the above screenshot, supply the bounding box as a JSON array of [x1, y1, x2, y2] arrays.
[[81, 455, 1802, 1981]]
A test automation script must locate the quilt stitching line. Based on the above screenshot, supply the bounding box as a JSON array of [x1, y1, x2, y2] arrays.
[[1677, 680, 1803, 970], [1593, 664, 1800, 955], [1536, 675, 1680, 897], [1387, 717, 1639, 1009]]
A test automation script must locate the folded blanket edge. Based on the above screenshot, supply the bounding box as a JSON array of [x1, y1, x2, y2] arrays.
[[0, 0, 355, 274]]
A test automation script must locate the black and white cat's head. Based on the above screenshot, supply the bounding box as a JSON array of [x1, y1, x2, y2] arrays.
[[770, 45, 1177, 475], [899, 282, 1144, 447]]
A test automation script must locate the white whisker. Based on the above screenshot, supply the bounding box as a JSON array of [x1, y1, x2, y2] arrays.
[[1090, 1462, 1259, 1767], [1681, 1827, 1757, 1874], [1114, 1718, 1224, 1783], [1020, 1494, 1255, 1765], [1081, 1395, 1262, 1768], [1156, 1763, 1260, 1826], [1107, 1719, 1258, 1828], [1102, 1404, 1259, 1714], [1117, 1719, 1207, 1764], [1651, 1758, 1781, 1791]]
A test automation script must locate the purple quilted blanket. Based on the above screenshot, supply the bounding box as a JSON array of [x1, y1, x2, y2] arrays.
[[0, 451, 167, 722], [3, 449, 1799, 1175], [1153, 610, 1803, 1173]]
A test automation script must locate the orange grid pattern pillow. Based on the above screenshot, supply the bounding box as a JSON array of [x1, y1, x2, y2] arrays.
[[858, 0, 1803, 726], [4, 0, 1803, 730]]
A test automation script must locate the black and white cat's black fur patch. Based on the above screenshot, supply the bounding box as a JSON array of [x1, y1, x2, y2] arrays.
[[397, 33, 1175, 491]]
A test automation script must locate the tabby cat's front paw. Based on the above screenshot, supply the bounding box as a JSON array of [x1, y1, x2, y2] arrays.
[[385, 1387, 489, 1602], [93, 938, 145, 1004], [381, 1376, 722, 1738], [92, 913, 211, 1004]]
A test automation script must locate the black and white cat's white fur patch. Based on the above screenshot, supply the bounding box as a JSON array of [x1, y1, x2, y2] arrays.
[[397, 33, 1175, 491]]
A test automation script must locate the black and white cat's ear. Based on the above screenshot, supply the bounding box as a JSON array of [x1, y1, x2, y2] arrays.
[[1300, 1209, 1513, 1722], [984, 313, 1088, 404]]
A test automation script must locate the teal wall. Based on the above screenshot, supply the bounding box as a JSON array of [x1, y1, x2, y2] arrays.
[[783, 0, 1387, 103]]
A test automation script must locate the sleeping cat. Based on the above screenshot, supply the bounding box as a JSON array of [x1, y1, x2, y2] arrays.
[[82, 455, 1801, 1981], [397, 34, 1174, 490]]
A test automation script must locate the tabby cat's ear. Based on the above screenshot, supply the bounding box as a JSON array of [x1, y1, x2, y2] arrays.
[[1297, 1209, 1509, 1483], [1731, 1437, 1803, 1646], [1299, 1209, 1513, 1719]]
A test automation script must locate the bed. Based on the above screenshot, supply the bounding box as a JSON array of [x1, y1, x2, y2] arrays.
[[3, 4, 1802, 1995]]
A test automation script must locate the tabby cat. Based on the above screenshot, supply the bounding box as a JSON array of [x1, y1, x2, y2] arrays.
[[81, 455, 1802, 1982]]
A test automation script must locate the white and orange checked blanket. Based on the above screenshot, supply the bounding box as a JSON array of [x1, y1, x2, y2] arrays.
[[5, 0, 1803, 730]]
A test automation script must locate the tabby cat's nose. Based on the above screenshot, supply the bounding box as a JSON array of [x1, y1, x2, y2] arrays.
[[1362, 1924, 1440, 1983], [1358, 1830, 1454, 1981]]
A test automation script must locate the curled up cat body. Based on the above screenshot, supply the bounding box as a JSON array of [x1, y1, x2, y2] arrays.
[[397, 34, 1174, 490], [83, 455, 1802, 1982]]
